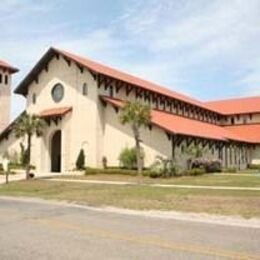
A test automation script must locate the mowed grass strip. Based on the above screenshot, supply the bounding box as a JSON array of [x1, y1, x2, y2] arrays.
[[0, 180, 259, 218], [56, 173, 260, 187]]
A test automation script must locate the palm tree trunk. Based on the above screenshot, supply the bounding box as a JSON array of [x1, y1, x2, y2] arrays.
[[26, 134, 31, 180], [5, 169, 9, 184], [133, 125, 142, 175]]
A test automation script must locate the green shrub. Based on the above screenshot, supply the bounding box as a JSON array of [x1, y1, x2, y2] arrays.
[[223, 167, 237, 173], [186, 168, 205, 176], [190, 158, 222, 173], [248, 164, 260, 170], [149, 156, 177, 178], [149, 171, 162, 178], [118, 147, 137, 169], [76, 149, 85, 170], [205, 160, 222, 173], [85, 167, 143, 176]]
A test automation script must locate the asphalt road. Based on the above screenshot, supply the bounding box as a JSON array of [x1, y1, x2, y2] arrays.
[[0, 198, 259, 260]]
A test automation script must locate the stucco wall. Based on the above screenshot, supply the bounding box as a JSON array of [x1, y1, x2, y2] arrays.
[[25, 56, 103, 171], [103, 104, 172, 167]]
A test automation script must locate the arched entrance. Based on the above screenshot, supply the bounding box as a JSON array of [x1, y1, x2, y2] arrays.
[[51, 130, 62, 172]]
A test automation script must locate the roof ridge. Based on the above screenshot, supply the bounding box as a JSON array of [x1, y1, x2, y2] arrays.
[[206, 95, 260, 104], [53, 47, 218, 112]]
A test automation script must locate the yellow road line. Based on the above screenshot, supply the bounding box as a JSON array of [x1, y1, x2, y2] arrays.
[[33, 218, 259, 260]]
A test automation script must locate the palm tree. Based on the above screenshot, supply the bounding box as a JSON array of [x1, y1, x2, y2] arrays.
[[120, 101, 151, 174], [14, 112, 46, 180]]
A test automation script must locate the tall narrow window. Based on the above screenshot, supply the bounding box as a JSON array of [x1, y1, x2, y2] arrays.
[[82, 83, 88, 96], [32, 93, 36, 104], [0, 73, 2, 84], [4, 74, 8, 85], [231, 117, 235, 125]]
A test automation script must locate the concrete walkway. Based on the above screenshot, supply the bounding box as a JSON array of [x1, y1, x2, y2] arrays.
[[0, 171, 84, 184], [48, 178, 260, 191]]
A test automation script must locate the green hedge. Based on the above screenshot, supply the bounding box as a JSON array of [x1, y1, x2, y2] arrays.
[[248, 164, 260, 170], [223, 167, 237, 173], [185, 168, 206, 176], [85, 167, 150, 176]]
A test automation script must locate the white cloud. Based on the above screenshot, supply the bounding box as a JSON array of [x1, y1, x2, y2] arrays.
[[116, 0, 260, 96], [1, 0, 260, 119], [239, 58, 260, 96]]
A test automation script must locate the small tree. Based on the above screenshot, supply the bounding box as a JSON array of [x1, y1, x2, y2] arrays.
[[120, 101, 151, 175], [76, 149, 85, 170], [14, 112, 46, 180], [119, 147, 137, 169]]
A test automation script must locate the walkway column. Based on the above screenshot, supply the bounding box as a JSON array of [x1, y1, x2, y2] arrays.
[[171, 135, 176, 160]]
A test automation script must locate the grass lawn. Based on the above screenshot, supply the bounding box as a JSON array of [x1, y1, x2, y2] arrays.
[[56, 172, 260, 187], [0, 179, 259, 218]]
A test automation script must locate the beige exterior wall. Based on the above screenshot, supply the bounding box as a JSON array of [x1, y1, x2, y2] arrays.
[[102, 105, 172, 167], [25, 56, 104, 172]]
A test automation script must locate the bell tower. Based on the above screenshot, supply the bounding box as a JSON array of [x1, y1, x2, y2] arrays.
[[0, 60, 18, 132]]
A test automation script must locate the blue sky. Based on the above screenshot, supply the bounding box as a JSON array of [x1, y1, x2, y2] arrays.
[[1, 0, 260, 119]]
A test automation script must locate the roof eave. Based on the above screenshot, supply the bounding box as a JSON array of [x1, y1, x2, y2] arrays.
[[14, 47, 57, 96]]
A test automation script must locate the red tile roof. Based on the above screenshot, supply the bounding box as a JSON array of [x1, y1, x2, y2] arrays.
[[39, 107, 72, 118], [224, 124, 260, 143], [54, 48, 214, 110], [205, 96, 260, 115], [15, 47, 218, 113], [0, 59, 18, 73], [101, 96, 255, 143], [14, 47, 260, 116]]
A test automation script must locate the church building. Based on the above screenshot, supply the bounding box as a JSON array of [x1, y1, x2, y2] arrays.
[[0, 47, 259, 173]]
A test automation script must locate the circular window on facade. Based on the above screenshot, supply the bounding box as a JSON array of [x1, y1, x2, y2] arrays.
[[52, 83, 64, 103]]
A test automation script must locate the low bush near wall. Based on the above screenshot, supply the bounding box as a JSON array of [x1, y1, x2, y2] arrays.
[[85, 167, 151, 176], [190, 158, 222, 173], [149, 156, 179, 178], [118, 147, 137, 170], [185, 168, 206, 176], [223, 167, 237, 173], [248, 164, 260, 170]]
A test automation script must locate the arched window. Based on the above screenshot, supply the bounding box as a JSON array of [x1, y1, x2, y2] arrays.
[[82, 83, 88, 96]]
